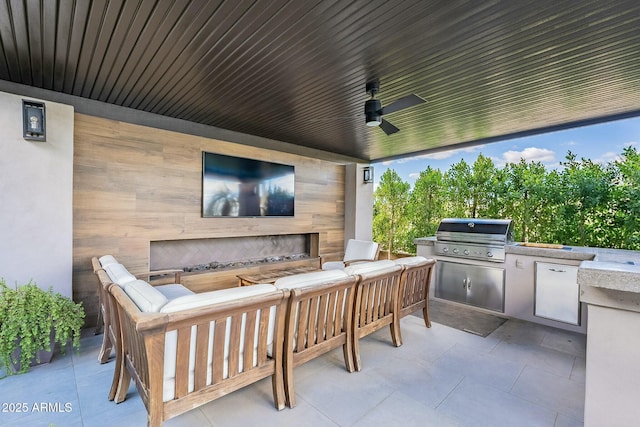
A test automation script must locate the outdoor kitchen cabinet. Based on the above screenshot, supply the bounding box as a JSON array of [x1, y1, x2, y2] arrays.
[[534, 262, 580, 325], [504, 254, 586, 333], [435, 260, 505, 313]]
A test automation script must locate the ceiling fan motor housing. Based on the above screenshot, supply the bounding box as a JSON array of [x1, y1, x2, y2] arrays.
[[365, 99, 382, 126]]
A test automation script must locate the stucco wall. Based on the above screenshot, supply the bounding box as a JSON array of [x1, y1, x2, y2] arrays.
[[0, 91, 74, 297]]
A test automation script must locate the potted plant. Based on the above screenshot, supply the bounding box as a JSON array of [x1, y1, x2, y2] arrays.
[[0, 278, 85, 375]]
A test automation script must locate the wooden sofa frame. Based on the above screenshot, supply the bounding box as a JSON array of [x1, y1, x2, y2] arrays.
[[350, 264, 404, 371], [108, 283, 289, 427], [349, 257, 436, 370], [281, 276, 358, 407], [91, 256, 182, 364], [398, 258, 436, 325]]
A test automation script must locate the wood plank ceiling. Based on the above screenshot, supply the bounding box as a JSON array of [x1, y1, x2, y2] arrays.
[[1, 0, 639, 161]]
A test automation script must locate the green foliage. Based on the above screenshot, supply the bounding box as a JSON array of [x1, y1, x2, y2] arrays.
[[0, 279, 85, 375], [373, 169, 411, 256], [374, 147, 640, 254]]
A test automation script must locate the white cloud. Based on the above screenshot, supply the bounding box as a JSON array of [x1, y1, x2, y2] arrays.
[[501, 147, 556, 164], [408, 146, 481, 161], [594, 151, 622, 164]]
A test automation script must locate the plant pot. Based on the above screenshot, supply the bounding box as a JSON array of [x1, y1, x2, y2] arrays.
[[8, 330, 55, 373]]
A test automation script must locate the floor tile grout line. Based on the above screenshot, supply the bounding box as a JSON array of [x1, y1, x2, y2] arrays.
[[433, 374, 465, 410]]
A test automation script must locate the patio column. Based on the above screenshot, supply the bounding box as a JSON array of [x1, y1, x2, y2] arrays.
[[344, 163, 374, 245]]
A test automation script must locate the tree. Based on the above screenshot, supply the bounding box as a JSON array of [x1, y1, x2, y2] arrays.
[[469, 154, 497, 218], [613, 146, 640, 248], [443, 159, 472, 217], [502, 159, 550, 242], [406, 166, 445, 251], [373, 169, 411, 257], [557, 152, 612, 246]]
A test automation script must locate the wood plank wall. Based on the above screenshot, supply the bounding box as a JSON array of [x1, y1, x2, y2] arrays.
[[73, 114, 346, 326]]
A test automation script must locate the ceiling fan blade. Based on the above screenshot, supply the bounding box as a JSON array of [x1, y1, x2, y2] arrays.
[[379, 118, 400, 135], [380, 93, 425, 115]]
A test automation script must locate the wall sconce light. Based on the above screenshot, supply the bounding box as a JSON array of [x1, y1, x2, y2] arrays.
[[23, 100, 46, 141], [363, 166, 374, 184]]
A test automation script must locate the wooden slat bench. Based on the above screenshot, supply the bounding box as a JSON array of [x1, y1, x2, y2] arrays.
[[108, 281, 289, 427]]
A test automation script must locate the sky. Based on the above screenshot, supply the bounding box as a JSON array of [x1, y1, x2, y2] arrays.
[[372, 116, 640, 188]]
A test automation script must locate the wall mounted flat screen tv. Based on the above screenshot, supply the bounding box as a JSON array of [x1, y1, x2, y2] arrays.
[[202, 152, 295, 217]]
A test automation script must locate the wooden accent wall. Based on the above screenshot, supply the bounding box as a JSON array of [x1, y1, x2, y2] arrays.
[[73, 114, 346, 326]]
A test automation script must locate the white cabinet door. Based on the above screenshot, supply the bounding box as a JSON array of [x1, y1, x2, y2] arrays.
[[534, 262, 580, 325]]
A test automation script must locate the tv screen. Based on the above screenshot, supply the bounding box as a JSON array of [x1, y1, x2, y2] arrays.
[[202, 152, 295, 217]]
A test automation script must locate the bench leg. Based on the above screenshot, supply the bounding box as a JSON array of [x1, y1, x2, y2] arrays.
[[342, 340, 355, 373], [283, 353, 296, 408], [272, 371, 286, 411], [390, 315, 403, 347], [113, 368, 131, 404], [352, 331, 362, 372], [423, 302, 431, 328], [98, 332, 113, 364]]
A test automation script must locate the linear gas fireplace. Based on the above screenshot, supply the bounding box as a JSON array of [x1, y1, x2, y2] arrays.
[[150, 233, 319, 273]]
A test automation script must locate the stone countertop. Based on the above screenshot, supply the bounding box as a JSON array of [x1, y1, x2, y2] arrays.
[[415, 235, 640, 295], [506, 244, 596, 261], [578, 261, 640, 294]]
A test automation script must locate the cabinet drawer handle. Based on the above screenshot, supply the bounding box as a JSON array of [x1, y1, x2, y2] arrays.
[[548, 268, 566, 273]]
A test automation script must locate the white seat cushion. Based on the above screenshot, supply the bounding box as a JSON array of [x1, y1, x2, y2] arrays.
[[156, 284, 194, 300], [344, 259, 397, 276], [123, 280, 169, 313], [103, 263, 137, 286], [274, 269, 349, 290], [321, 261, 346, 271]]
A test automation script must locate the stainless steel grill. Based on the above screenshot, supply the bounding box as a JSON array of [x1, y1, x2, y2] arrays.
[[434, 218, 514, 263]]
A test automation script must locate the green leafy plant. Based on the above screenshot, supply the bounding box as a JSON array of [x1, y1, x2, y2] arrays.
[[0, 278, 85, 375]]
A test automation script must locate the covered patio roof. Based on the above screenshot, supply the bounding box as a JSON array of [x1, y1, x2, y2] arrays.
[[1, 1, 639, 162]]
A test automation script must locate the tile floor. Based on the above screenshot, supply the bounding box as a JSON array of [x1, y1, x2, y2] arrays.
[[0, 314, 586, 427]]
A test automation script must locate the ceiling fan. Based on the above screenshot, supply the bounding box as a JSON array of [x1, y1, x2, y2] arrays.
[[364, 80, 426, 135]]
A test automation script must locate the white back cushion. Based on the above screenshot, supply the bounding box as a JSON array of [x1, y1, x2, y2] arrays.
[[344, 259, 397, 276], [98, 254, 118, 267], [103, 263, 137, 286], [123, 280, 169, 313], [344, 239, 379, 262], [274, 269, 348, 290]]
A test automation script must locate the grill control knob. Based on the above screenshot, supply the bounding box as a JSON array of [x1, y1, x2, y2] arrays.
[[463, 249, 470, 255], [487, 251, 494, 258], [452, 248, 459, 254], [442, 247, 449, 253]]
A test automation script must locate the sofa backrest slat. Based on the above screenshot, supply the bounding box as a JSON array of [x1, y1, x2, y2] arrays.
[[228, 314, 243, 378], [354, 266, 403, 329], [307, 295, 320, 346], [243, 311, 257, 373], [295, 299, 310, 353], [194, 322, 210, 392], [257, 308, 270, 365], [212, 319, 226, 385]]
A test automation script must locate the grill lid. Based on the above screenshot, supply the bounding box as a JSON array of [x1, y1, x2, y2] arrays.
[[436, 218, 514, 245]]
